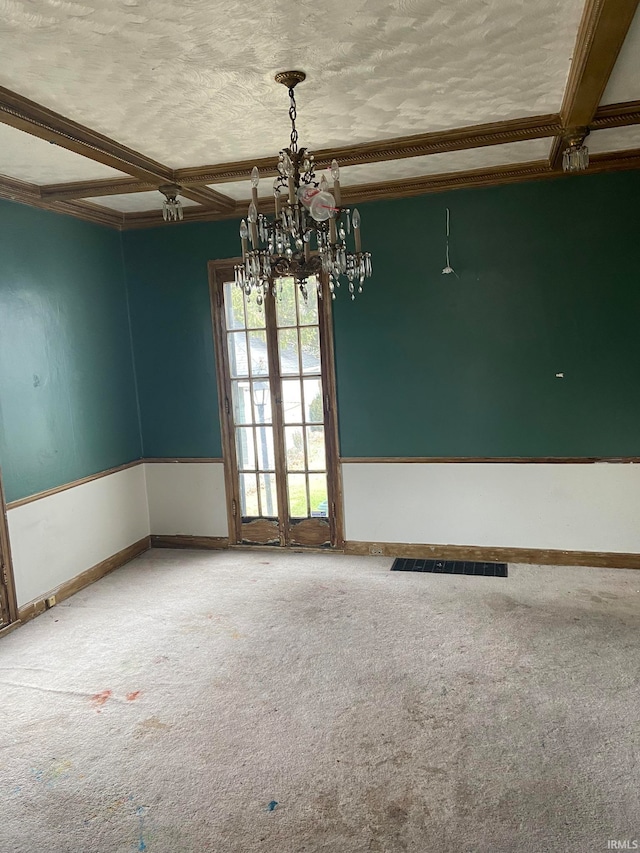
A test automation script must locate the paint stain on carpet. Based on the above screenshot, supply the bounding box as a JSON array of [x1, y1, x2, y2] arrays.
[[127, 691, 142, 701], [267, 800, 278, 811], [90, 690, 112, 711]]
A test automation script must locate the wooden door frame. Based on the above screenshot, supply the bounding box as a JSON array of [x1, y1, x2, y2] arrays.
[[207, 258, 345, 548], [0, 468, 18, 629]]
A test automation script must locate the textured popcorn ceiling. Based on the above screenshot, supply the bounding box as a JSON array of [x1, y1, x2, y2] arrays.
[[0, 0, 585, 170], [600, 6, 640, 105], [589, 125, 640, 154], [0, 123, 128, 184], [86, 192, 199, 213], [209, 138, 553, 202]]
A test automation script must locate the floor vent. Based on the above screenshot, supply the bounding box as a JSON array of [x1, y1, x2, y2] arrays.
[[391, 558, 508, 577]]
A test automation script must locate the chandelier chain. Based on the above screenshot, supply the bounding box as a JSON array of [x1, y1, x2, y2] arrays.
[[288, 88, 298, 153]]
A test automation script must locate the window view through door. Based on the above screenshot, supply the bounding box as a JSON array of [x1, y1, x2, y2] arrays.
[[210, 264, 342, 548]]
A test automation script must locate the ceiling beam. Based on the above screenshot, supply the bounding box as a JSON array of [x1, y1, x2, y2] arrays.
[[121, 145, 640, 230], [175, 114, 562, 185], [0, 85, 174, 184], [31, 97, 640, 208], [551, 0, 640, 167], [0, 85, 235, 211], [0, 173, 124, 228], [40, 178, 157, 202], [591, 98, 640, 128], [179, 185, 235, 211]]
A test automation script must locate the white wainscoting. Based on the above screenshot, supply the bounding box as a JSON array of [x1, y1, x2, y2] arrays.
[[144, 462, 228, 537], [7, 464, 150, 607], [341, 462, 640, 554]]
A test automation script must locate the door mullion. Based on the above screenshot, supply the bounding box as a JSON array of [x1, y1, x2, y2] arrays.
[[264, 289, 290, 546], [317, 273, 344, 548], [209, 264, 243, 544]]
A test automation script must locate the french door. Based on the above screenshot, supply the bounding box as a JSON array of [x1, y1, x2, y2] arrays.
[[209, 261, 343, 548]]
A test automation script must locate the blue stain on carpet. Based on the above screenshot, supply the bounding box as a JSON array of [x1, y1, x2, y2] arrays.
[[267, 800, 278, 811]]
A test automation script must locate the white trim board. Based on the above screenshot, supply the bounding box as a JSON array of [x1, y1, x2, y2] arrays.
[[341, 462, 640, 554], [144, 462, 228, 538], [7, 464, 150, 607]]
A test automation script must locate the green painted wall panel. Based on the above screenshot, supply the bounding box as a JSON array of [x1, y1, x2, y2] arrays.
[[123, 220, 239, 458], [124, 170, 640, 460], [0, 200, 142, 502], [333, 172, 640, 457]]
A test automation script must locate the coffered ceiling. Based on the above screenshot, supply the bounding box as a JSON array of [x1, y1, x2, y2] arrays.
[[0, 0, 639, 228]]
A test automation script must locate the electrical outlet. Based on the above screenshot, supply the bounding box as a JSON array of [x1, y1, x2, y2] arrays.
[[45, 595, 56, 609], [369, 544, 384, 556]]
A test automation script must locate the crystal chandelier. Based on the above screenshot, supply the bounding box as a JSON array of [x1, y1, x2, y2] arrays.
[[562, 127, 590, 173], [235, 70, 372, 303], [159, 183, 184, 221]]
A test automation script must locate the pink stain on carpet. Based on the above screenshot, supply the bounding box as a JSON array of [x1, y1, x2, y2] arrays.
[[90, 690, 112, 711], [127, 691, 142, 701]]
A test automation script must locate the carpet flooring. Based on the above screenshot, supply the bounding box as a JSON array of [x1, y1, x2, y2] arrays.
[[1, 548, 640, 852]]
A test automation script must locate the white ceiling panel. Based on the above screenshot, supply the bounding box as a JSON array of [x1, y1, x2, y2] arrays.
[[600, 7, 640, 105], [589, 125, 640, 154], [0, 123, 128, 184], [0, 0, 584, 171], [210, 138, 552, 202], [85, 192, 200, 213]]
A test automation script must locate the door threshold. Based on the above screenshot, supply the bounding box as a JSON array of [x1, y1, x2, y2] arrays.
[[228, 543, 345, 555]]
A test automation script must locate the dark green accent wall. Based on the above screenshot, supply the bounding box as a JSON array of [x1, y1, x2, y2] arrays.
[[0, 199, 142, 502], [334, 172, 640, 457], [123, 170, 640, 460], [123, 220, 238, 458]]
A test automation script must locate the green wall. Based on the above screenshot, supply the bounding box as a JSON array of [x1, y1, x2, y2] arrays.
[[124, 170, 640, 460], [0, 199, 142, 502], [122, 220, 238, 458]]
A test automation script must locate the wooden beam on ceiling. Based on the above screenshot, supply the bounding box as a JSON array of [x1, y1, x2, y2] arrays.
[[30, 98, 640, 213], [0, 85, 235, 211], [179, 185, 235, 211], [0, 173, 124, 228], [175, 114, 563, 186], [121, 145, 640, 230], [40, 177, 158, 202], [591, 98, 640, 129], [0, 85, 174, 184], [551, 0, 640, 167]]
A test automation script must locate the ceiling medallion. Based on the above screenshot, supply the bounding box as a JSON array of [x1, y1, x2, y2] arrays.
[[235, 71, 372, 303]]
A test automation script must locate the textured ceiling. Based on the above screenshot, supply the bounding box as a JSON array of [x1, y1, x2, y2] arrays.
[[0, 0, 585, 170], [0, 123, 128, 184], [600, 6, 640, 105], [209, 138, 553, 202], [589, 125, 640, 154], [84, 191, 200, 213]]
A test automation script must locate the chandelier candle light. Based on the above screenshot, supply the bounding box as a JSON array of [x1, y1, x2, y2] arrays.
[[235, 71, 372, 303]]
